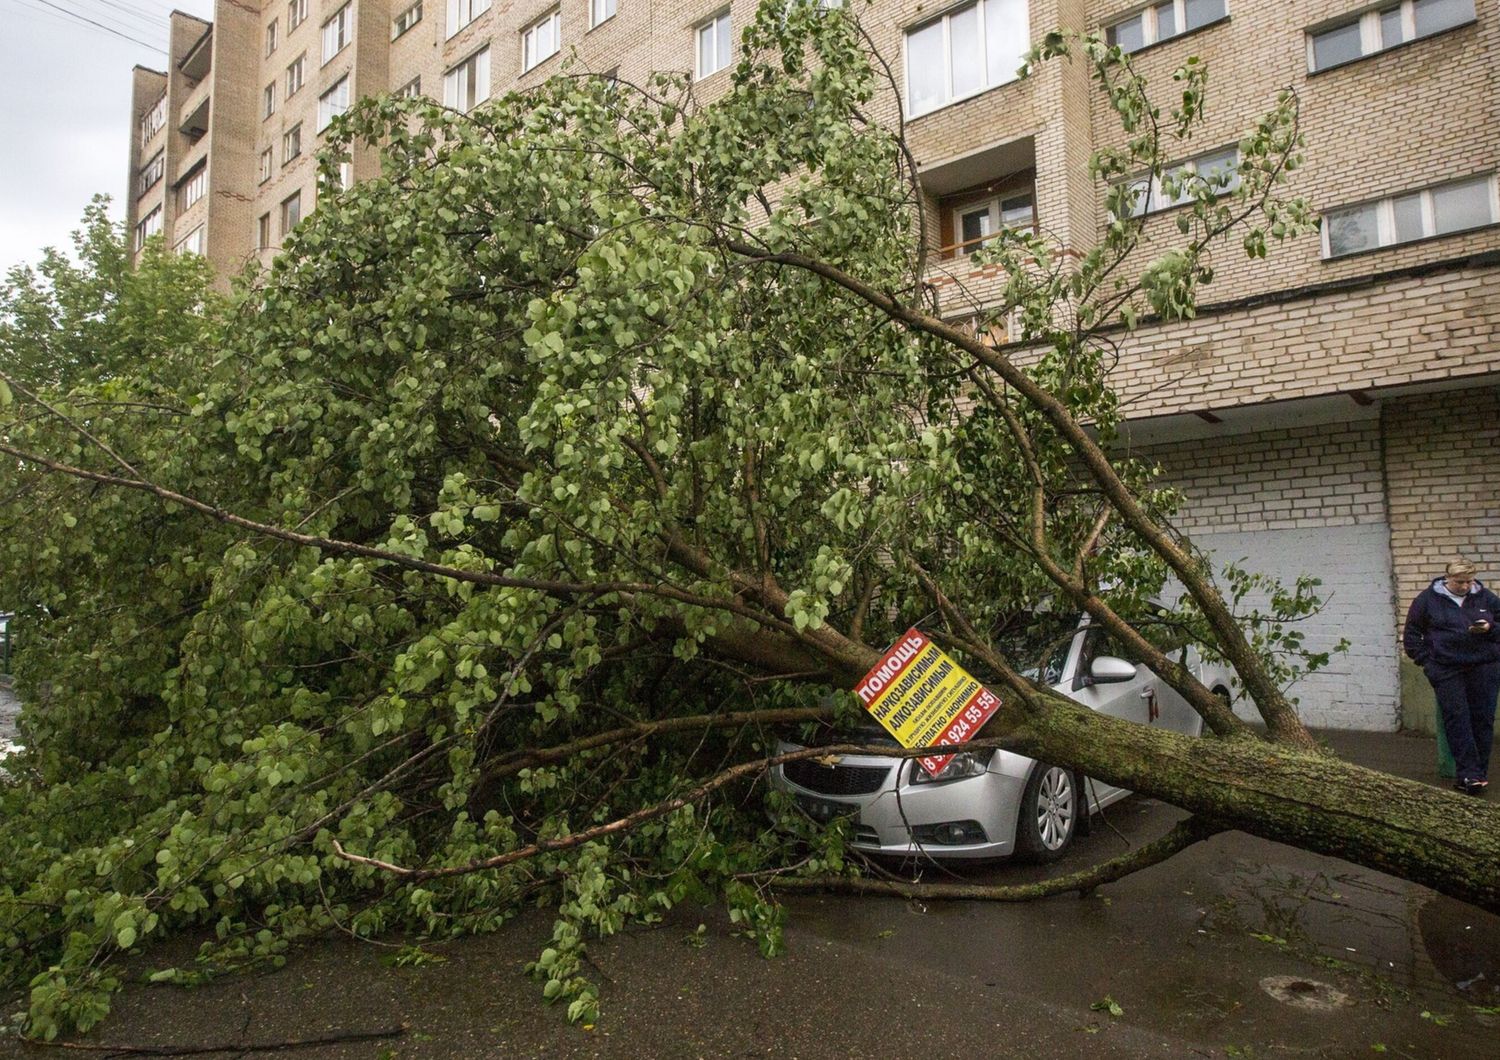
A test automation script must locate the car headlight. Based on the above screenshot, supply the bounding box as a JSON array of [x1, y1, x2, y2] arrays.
[[908, 750, 993, 784]]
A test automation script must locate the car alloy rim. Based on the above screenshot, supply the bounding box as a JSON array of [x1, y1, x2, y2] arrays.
[[1037, 767, 1075, 850]]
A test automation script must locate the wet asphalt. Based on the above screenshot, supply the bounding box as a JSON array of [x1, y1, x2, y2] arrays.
[[3, 729, 1499, 1058]]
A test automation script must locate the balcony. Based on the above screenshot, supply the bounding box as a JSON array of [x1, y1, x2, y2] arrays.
[[178, 26, 212, 83], [178, 83, 210, 141]]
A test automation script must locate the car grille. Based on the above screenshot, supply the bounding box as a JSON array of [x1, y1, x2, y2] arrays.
[[783, 760, 891, 796]]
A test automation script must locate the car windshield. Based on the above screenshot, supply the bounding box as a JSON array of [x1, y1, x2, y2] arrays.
[[992, 611, 1080, 686]]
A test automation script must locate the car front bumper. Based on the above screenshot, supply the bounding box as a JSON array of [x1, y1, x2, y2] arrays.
[[770, 745, 1035, 860]]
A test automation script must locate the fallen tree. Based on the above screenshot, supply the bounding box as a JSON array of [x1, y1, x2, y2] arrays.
[[1, 4, 1495, 1038]]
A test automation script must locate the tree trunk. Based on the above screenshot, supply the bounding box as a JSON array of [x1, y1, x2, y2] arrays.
[[992, 692, 1500, 913]]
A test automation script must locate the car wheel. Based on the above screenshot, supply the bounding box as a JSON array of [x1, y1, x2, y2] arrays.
[[1015, 763, 1079, 863]]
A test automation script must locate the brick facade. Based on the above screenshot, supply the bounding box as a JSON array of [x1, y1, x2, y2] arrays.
[[122, 0, 1500, 730]]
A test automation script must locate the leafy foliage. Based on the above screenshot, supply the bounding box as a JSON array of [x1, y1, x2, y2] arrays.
[[0, 4, 1322, 1037]]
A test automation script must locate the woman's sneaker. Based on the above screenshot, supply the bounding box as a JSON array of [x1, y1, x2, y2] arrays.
[[1453, 778, 1485, 796]]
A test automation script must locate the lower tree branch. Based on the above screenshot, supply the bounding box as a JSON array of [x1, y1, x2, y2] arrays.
[[760, 814, 1223, 901]]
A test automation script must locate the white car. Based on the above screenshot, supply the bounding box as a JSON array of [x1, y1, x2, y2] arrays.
[[770, 612, 1234, 862]]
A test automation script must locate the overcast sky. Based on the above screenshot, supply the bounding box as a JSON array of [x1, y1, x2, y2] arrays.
[[0, 0, 214, 277]]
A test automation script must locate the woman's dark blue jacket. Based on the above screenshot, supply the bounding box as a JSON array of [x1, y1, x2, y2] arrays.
[[1403, 578, 1500, 684]]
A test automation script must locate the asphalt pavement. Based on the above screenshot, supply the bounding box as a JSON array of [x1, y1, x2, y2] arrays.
[[3, 729, 1498, 1058]]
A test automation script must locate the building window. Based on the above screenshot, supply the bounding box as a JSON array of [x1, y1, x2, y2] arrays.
[[522, 9, 561, 72], [1323, 173, 1497, 258], [258, 212, 272, 249], [266, 18, 279, 56], [134, 207, 162, 250], [393, 1, 422, 37], [445, 0, 491, 38], [263, 82, 277, 120], [288, 0, 307, 30], [905, 0, 1029, 119], [340, 161, 354, 190], [1116, 144, 1239, 217], [137, 151, 164, 196], [318, 77, 351, 132], [395, 76, 422, 98], [179, 166, 207, 211], [322, 4, 353, 64], [286, 54, 306, 96], [283, 123, 302, 165], [590, 0, 616, 29], [696, 10, 732, 79], [1308, 0, 1474, 73], [174, 225, 206, 256], [952, 189, 1035, 255], [139, 94, 166, 146], [1105, 0, 1225, 53], [443, 46, 491, 112], [259, 147, 274, 184], [281, 191, 302, 235]]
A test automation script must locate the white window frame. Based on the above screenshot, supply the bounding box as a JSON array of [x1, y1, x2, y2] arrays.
[[392, 0, 423, 38], [137, 151, 164, 196], [135, 207, 162, 250], [318, 76, 351, 132], [322, 4, 353, 64], [257, 212, 272, 250], [266, 19, 278, 57], [1322, 173, 1499, 258], [258, 147, 274, 184], [522, 9, 562, 72], [445, 0, 491, 39], [590, 0, 616, 29], [443, 46, 491, 112], [179, 166, 207, 211], [1105, 0, 1226, 53], [174, 225, 206, 256], [283, 123, 302, 165], [951, 188, 1036, 255], [288, 0, 307, 30], [902, 0, 1030, 119], [286, 54, 306, 96], [1113, 144, 1240, 218], [395, 76, 422, 98], [696, 10, 732, 80], [263, 82, 277, 120], [140, 94, 167, 146], [1307, 0, 1475, 73]]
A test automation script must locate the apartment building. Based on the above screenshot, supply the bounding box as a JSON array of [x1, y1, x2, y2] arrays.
[[125, 0, 1500, 731]]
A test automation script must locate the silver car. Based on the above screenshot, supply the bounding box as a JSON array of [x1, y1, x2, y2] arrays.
[[770, 613, 1234, 862]]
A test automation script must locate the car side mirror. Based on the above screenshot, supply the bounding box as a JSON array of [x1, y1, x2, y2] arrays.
[[1089, 656, 1138, 684]]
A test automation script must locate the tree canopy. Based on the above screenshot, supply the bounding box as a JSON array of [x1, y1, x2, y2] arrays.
[[1, 5, 1495, 1040]]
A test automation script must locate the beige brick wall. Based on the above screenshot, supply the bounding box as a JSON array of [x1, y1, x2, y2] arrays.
[[1146, 417, 1388, 535], [1384, 385, 1500, 629]]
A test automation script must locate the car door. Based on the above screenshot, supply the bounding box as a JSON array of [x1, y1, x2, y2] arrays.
[[1068, 627, 1160, 804]]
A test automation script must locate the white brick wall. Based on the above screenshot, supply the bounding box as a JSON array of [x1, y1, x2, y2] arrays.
[[1146, 419, 1401, 730]]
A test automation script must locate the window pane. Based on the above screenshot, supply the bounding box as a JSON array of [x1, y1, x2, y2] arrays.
[[1154, 1, 1176, 39], [960, 207, 992, 252], [1311, 22, 1363, 70], [906, 20, 946, 115], [999, 192, 1033, 226], [984, 0, 1028, 85], [1391, 193, 1425, 242], [949, 4, 983, 98], [716, 13, 731, 71], [1413, 0, 1474, 37], [1108, 13, 1145, 52], [1379, 6, 1405, 47], [698, 23, 714, 76], [1182, 0, 1225, 31], [474, 48, 490, 105], [1432, 177, 1493, 235], [1123, 176, 1151, 217], [1326, 203, 1380, 256], [1195, 147, 1239, 193]]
